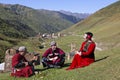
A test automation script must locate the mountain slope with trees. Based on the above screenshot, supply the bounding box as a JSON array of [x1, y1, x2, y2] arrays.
[[0, 3, 87, 34], [1, 1, 120, 80], [0, 3, 89, 62]]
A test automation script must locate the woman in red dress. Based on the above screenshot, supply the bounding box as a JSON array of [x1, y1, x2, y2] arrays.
[[66, 32, 96, 70]]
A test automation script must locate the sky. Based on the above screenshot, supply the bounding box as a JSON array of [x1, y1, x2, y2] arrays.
[[0, 0, 118, 13]]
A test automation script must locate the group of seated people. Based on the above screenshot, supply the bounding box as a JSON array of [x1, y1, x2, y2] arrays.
[[11, 32, 96, 77]]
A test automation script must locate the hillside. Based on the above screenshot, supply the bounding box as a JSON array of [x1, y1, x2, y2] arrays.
[[0, 18, 36, 38], [60, 10, 90, 19], [62, 0, 120, 49], [0, 17, 36, 62], [1, 1, 120, 80], [0, 3, 88, 62], [0, 3, 85, 34]]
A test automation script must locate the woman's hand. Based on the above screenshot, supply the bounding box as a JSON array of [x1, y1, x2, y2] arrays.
[[76, 51, 82, 56]]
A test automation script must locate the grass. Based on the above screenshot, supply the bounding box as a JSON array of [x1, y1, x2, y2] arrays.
[[0, 24, 120, 80], [0, 29, 120, 80], [0, 48, 120, 80], [1, 1, 120, 79]]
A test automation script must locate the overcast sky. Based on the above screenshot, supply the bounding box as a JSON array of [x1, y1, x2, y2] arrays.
[[0, 0, 118, 13]]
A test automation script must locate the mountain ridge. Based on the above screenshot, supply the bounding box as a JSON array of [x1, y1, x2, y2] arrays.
[[61, 1, 120, 49], [0, 3, 89, 62], [0, 3, 89, 35]]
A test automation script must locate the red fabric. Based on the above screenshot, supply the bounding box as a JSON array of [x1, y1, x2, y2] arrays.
[[66, 41, 96, 70], [43, 48, 65, 57], [42, 48, 65, 64], [11, 53, 33, 77]]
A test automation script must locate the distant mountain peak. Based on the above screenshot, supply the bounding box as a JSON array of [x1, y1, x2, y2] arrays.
[[59, 10, 91, 19]]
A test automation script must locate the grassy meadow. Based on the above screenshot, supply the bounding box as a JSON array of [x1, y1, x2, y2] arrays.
[[1, 1, 120, 79], [0, 35, 120, 80]]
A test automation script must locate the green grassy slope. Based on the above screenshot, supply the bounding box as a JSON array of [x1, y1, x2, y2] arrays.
[[0, 37, 120, 80], [0, 3, 82, 62], [62, 1, 120, 49], [0, 18, 36, 38], [0, 1, 120, 80]]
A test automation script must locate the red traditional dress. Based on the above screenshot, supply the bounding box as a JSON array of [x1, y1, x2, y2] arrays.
[[66, 40, 96, 70], [11, 53, 33, 77]]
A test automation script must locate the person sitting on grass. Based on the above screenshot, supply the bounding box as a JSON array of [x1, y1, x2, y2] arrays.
[[66, 32, 96, 70], [42, 41, 65, 68], [11, 46, 38, 77]]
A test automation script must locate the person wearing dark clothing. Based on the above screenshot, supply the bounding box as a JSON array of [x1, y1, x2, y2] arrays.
[[42, 41, 65, 68], [11, 46, 36, 77]]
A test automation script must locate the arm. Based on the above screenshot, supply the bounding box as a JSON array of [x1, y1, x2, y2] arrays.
[[79, 42, 85, 52], [42, 48, 51, 58], [58, 48, 65, 58], [12, 55, 26, 68], [14, 63, 25, 68]]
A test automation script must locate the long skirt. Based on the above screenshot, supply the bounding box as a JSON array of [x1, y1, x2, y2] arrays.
[[11, 66, 33, 77], [66, 54, 94, 70]]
